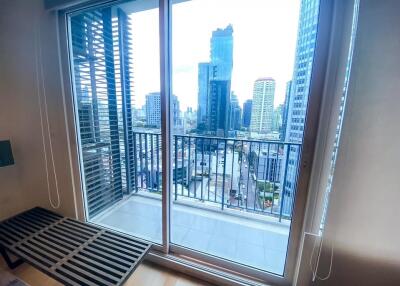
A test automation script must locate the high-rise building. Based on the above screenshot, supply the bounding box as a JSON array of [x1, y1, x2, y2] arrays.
[[272, 104, 284, 134], [197, 24, 234, 135], [229, 92, 242, 131], [281, 80, 292, 141], [145, 92, 161, 128], [197, 63, 210, 130], [210, 24, 233, 81], [173, 95, 182, 129], [146, 93, 181, 129], [183, 107, 197, 132], [250, 78, 275, 134], [208, 80, 231, 136], [281, 0, 320, 215], [242, 99, 252, 128]]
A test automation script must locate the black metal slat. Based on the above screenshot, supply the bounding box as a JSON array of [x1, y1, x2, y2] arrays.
[[12, 216, 43, 232], [84, 243, 136, 263], [37, 232, 75, 252], [78, 249, 129, 272], [64, 218, 100, 232], [61, 262, 113, 286], [67, 258, 120, 284], [49, 226, 88, 244], [0, 208, 151, 286], [32, 208, 63, 220], [34, 235, 70, 255], [59, 221, 97, 237], [97, 235, 145, 253], [0, 230, 14, 245], [0, 225, 23, 243], [103, 231, 148, 248], [92, 238, 141, 257], [73, 253, 125, 277], [54, 224, 94, 240], [26, 238, 65, 259], [18, 213, 52, 229], [56, 265, 99, 286], [15, 244, 54, 268], [22, 211, 57, 226], [82, 247, 131, 269], [42, 229, 81, 248], [20, 240, 61, 262], [2, 221, 31, 239]]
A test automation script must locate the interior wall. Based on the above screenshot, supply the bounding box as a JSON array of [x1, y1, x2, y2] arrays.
[[304, 0, 400, 285], [0, 0, 82, 220]]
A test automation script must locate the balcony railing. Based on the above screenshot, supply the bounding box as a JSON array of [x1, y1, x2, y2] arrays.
[[130, 131, 301, 221]]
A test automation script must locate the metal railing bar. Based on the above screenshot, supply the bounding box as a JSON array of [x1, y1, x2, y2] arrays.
[[245, 142, 252, 211], [254, 141, 261, 211], [174, 136, 178, 201], [221, 140, 227, 210], [207, 138, 212, 202], [187, 137, 191, 198], [201, 138, 204, 201], [279, 144, 291, 222], [181, 136, 185, 197]]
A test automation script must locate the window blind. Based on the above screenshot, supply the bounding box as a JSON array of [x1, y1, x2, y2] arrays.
[[70, 7, 134, 218]]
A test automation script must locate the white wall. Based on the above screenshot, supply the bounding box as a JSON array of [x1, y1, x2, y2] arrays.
[[0, 0, 83, 220], [303, 0, 400, 285]]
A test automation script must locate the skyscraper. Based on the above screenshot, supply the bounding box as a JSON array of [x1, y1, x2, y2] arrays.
[[208, 80, 231, 136], [250, 78, 275, 134], [197, 63, 210, 130], [210, 24, 233, 81], [146, 93, 181, 129], [272, 104, 284, 134], [281, 0, 320, 215], [229, 92, 242, 131], [146, 92, 161, 128], [197, 24, 234, 135], [242, 99, 252, 128], [281, 80, 292, 141]]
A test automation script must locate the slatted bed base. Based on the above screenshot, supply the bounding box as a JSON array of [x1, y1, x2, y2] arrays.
[[0, 207, 152, 286]]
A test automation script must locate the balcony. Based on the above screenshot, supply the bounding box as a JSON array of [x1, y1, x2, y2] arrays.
[[90, 131, 301, 275], [93, 194, 289, 274]]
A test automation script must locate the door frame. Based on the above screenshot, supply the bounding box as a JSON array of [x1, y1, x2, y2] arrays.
[[56, 0, 336, 285]]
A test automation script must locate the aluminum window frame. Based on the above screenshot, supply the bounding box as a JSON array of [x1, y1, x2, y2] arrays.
[[56, 0, 336, 285]]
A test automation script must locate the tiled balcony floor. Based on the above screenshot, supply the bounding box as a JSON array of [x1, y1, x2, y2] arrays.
[[92, 194, 290, 275]]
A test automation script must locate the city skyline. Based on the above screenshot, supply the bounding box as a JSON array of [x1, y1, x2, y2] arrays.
[[130, 0, 300, 110]]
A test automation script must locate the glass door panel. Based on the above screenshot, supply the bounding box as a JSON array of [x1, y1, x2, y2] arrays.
[[170, 0, 320, 275]]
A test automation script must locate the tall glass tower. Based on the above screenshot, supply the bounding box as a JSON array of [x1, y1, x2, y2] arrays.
[[281, 0, 320, 216], [210, 24, 233, 81], [197, 62, 210, 130], [197, 24, 234, 135]]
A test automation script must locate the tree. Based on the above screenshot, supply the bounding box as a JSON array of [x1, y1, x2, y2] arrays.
[[257, 181, 279, 193]]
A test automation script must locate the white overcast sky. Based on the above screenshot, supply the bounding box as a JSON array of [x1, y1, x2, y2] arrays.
[[129, 0, 300, 110]]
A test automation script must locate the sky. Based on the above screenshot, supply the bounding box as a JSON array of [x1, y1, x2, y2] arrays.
[[129, 0, 300, 110]]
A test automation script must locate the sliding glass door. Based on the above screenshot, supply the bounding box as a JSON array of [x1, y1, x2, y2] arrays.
[[66, 0, 323, 282], [170, 0, 320, 276]]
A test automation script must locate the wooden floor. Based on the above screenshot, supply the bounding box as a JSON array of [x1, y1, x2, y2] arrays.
[[0, 257, 213, 286]]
